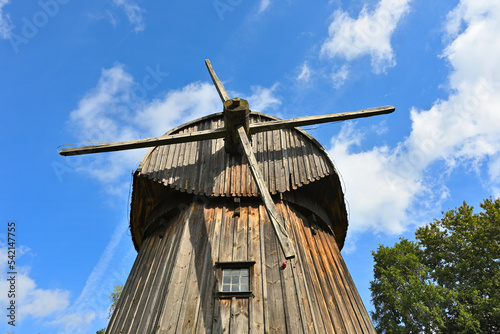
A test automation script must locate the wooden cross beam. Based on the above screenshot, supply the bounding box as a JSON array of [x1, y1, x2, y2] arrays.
[[58, 59, 395, 259]]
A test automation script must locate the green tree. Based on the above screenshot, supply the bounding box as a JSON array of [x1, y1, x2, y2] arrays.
[[370, 198, 500, 333], [108, 284, 123, 319], [97, 284, 124, 334]]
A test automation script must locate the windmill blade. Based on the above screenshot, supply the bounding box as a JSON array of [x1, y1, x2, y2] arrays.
[[237, 125, 295, 259], [205, 59, 230, 102], [249, 105, 395, 134], [58, 127, 226, 156]]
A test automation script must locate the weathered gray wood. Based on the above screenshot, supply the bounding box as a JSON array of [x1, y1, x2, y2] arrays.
[[248, 105, 395, 133], [59, 127, 227, 156], [263, 205, 286, 333], [205, 59, 230, 102], [248, 203, 265, 333], [283, 204, 319, 334], [237, 126, 295, 259]]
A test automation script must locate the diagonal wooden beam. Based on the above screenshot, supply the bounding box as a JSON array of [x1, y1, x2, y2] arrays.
[[205, 59, 230, 103], [237, 125, 295, 259], [58, 127, 227, 156], [248, 105, 395, 134]]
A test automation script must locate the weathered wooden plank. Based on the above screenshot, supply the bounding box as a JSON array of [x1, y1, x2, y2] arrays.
[[258, 205, 270, 334], [312, 225, 357, 333], [233, 203, 247, 262], [287, 129, 300, 190], [114, 230, 160, 333], [214, 299, 232, 334], [248, 106, 395, 134], [231, 298, 250, 333], [324, 233, 377, 333], [267, 129, 276, 194], [139, 219, 185, 333], [219, 206, 234, 262], [301, 214, 346, 334], [205, 59, 230, 102], [273, 203, 302, 334], [237, 126, 295, 259], [279, 129, 290, 192], [176, 204, 208, 333], [59, 126, 226, 156], [157, 206, 197, 332], [107, 230, 156, 333], [282, 203, 319, 334], [197, 120, 210, 194], [279, 203, 310, 334], [197, 206, 225, 334], [248, 203, 265, 333], [130, 227, 170, 333], [290, 206, 333, 333], [262, 205, 287, 333]]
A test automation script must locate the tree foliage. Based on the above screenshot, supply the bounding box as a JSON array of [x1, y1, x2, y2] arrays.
[[370, 198, 500, 333], [108, 284, 123, 319], [96, 284, 124, 334]]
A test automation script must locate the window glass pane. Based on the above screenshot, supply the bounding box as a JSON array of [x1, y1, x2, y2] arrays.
[[220, 267, 251, 294]]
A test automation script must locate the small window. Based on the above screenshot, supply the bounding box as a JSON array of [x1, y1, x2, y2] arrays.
[[216, 261, 255, 298]]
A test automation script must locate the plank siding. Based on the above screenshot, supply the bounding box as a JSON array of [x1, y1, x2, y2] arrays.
[[108, 197, 376, 334]]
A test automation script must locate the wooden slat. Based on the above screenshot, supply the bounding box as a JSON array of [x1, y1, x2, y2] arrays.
[[176, 204, 207, 333], [231, 298, 250, 333], [157, 206, 196, 332], [282, 204, 319, 334], [262, 205, 286, 333], [248, 203, 265, 333], [237, 126, 295, 259], [199, 206, 224, 334]]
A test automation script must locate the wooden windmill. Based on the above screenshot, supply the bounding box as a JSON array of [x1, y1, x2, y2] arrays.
[[60, 60, 394, 333]]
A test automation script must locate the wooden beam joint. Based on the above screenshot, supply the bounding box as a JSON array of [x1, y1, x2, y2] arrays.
[[224, 98, 250, 154]]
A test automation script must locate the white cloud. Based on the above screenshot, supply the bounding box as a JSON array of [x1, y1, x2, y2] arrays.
[[330, 123, 423, 234], [0, 0, 12, 39], [0, 245, 71, 320], [112, 0, 145, 32], [331, 64, 349, 88], [321, 0, 411, 73], [329, 0, 500, 234], [244, 83, 281, 113], [258, 0, 271, 14], [297, 62, 311, 83], [135, 82, 221, 136]]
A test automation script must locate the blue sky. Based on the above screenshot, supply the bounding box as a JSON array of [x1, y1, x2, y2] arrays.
[[1, 0, 499, 333]]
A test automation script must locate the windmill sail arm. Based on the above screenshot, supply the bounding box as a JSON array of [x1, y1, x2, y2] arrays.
[[205, 59, 230, 102], [58, 127, 226, 156], [249, 105, 395, 133], [237, 125, 295, 259]]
